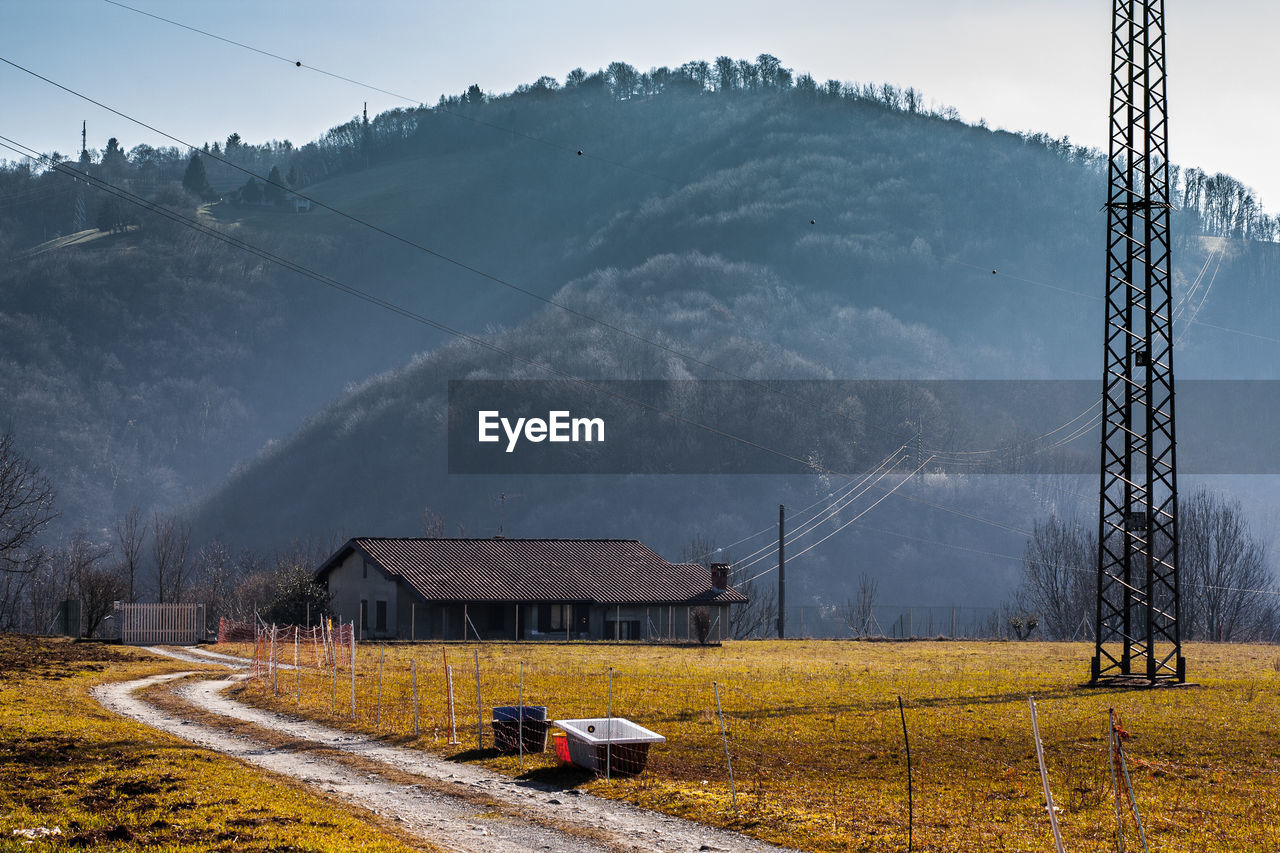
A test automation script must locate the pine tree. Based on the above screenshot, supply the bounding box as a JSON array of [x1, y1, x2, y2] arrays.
[[182, 152, 210, 198], [264, 165, 285, 205]]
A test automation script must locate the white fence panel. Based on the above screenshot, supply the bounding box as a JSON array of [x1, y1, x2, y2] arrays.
[[120, 603, 205, 646]]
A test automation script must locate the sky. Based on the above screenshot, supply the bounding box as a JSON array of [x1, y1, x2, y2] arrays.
[[2, 0, 1279, 207]]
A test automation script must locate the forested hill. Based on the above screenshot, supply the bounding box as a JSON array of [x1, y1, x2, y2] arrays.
[[4, 56, 1280, 606]]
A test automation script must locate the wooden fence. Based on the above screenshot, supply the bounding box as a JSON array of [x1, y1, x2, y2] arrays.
[[120, 603, 205, 646]]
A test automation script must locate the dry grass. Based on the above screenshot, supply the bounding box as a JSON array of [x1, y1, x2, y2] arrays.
[[230, 637, 1280, 852], [0, 635, 433, 853]]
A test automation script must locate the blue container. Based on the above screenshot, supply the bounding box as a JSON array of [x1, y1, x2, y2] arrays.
[[492, 705, 547, 722]]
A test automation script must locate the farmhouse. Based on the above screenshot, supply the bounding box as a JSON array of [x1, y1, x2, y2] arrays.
[[314, 537, 747, 642]]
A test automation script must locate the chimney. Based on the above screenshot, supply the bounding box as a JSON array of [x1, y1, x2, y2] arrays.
[[709, 563, 729, 591]]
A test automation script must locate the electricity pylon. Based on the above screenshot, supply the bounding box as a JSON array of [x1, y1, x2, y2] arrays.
[[1092, 0, 1185, 685]]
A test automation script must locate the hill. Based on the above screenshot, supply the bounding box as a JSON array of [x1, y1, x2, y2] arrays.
[[4, 58, 1280, 611]]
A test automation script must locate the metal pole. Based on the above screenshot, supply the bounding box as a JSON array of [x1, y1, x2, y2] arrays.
[[714, 682, 737, 812], [349, 624, 356, 720], [898, 696, 913, 851], [1029, 697, 1065, 853], [412, 659, 419, 736], [777, 504, 786, 638]]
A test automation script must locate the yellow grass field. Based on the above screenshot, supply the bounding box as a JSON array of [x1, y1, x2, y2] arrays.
[[232, 637, 1280, 852], [0, 636, 430, 853]]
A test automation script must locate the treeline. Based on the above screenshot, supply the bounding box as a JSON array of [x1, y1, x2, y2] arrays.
[[3, 54, 1276, 251], [0, 505, 335, 637], [1014, 488, 1279, 642]]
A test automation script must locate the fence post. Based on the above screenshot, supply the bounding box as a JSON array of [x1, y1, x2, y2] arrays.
[[294, 627, 300, 705], [475, 649, 483, 749], [350, 627, 357, 720], [518, 661, 525, 769], [447, 664, 459, 745], [714, 682, 737, 813], [376, 645, 384, 728], [606, 667, 614, 780], [271, 625, 279, 697], [412, 659, 419, 736], [1029, 697, 1065, 853], [898, 696, 914, 851]]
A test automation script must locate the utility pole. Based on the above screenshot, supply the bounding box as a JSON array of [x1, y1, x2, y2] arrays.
[[777, 504, 786, 639], [1092, 0, 1184, 685]]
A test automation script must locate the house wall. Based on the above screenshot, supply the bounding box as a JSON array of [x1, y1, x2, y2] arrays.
[[326, 551, 399, 640]]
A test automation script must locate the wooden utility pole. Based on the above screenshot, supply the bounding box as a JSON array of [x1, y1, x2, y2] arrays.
[[777, 504, 786, 639]]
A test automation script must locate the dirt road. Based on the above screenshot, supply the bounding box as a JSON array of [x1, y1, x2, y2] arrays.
[[94, 649, 795, 853]]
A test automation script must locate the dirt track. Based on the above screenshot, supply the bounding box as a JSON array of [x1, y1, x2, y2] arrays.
[[94, 647, 796, 853]]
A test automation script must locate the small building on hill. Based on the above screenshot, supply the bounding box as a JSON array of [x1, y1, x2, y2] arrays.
[[314, 537, 747, 642]]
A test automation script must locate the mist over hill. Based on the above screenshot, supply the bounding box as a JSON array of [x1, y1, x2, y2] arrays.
[[4, 56, 1279, 614]]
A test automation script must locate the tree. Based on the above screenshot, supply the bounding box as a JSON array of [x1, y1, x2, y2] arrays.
[[605, 62, 639, 100], [845, 572, 879, 637], [239, 177, 263, 205], [1017, 516, 1095, 640], [0, 427, 56, 573], [714, 56, 738, 93], [264, 165, 285, 205], [55, 531, 120, 637], [464, 84, 485, 106], [1180, 488, 1274, 640], [755, 54, 782, 87], [101, 137, 126, 169], [182, 152, 210, 197], [261, 559, 330, 626], [114, 506, 146, 603], [152, 512, 190, 603]]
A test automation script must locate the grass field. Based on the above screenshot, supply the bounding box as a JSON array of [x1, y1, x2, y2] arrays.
[[231, 637, 1280, 852], [0, 636, 433, 853]]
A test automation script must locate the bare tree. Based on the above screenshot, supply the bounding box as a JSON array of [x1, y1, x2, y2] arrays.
[[151, 512, 190, 603], [0, 427, 56, 572], [1180, 488, 1275, 641], [115, 506, 146, 603], [728, 569, 777, 639], [845, 572, 880, 638], [1018, 516, 1095, 640], [63, 532, 125, 637]]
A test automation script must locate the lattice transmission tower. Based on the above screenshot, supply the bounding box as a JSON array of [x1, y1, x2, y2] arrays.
[[1092, 0, 1184, 685]]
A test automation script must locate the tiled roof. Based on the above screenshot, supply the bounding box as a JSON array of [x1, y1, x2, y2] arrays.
[[317, 538, 748, 605]]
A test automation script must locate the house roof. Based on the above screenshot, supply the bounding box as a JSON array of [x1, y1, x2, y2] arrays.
[[316, 537, 748, 606]]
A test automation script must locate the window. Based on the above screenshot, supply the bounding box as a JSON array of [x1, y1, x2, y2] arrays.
[[375, 600, 387, 633], [549, 604, 569, 631]]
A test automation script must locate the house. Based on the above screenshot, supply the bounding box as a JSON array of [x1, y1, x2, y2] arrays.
[[314, 537, 747, 642]]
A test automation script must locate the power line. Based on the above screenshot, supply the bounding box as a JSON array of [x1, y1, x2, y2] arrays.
[[743, 454, 935, 584], [731, 448, 907, 571], [97, 0, 678, 187]]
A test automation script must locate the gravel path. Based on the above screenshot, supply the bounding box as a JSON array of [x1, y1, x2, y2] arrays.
[[95, 650, 797, 853]]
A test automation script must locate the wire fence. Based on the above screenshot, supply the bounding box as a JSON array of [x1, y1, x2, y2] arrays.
[[772, 603, 1012, 640], [233, 624, 1280, 851]]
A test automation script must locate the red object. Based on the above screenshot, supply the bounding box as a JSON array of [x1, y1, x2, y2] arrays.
[[553, 732, 571, 763]]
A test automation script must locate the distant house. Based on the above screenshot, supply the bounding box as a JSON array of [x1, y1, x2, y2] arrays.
[[314, 537, 747, 642], [286, 193, 312, 213]]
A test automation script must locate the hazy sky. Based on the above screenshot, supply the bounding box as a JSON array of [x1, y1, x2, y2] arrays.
[[3, 0, 1279, 206]]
